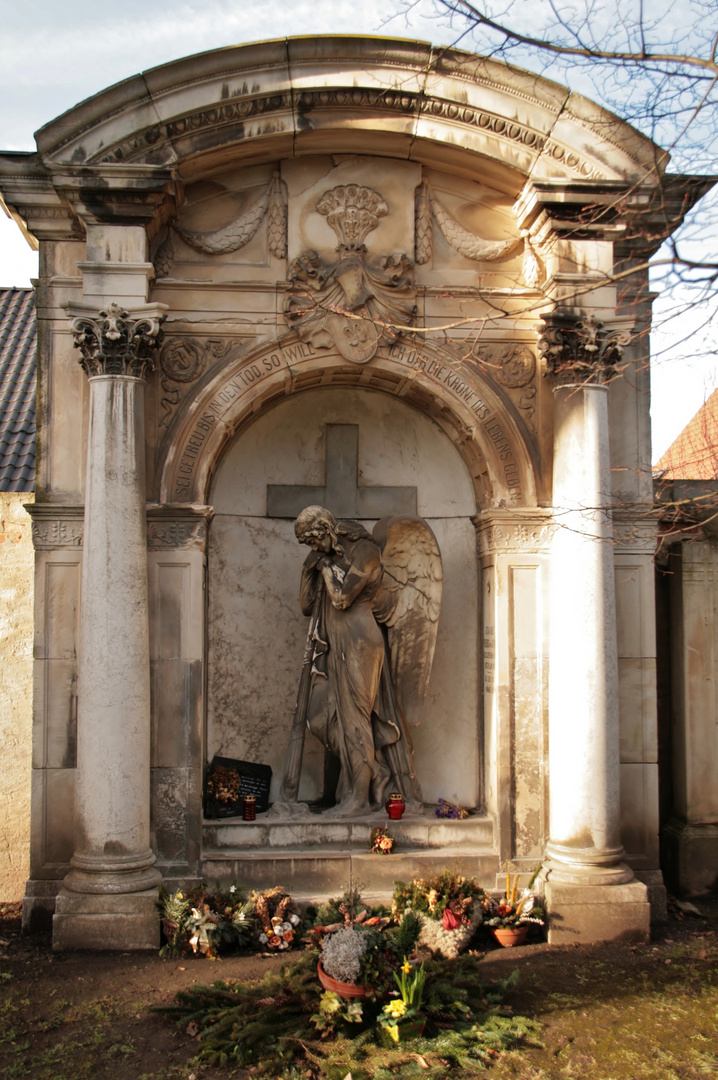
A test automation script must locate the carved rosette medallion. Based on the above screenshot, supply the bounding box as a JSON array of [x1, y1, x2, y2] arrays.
[[473, 343, 535, 389], [160, 338, 207, 383], [470, 343, 538, 429], [284, 184, 416, 364], [539, 311, 632, 386], [158, 336, 243, 428], [69, 302, 165, 379]]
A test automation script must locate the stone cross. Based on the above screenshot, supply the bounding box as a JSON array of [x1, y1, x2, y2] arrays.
[[266, 424, 417, 519]]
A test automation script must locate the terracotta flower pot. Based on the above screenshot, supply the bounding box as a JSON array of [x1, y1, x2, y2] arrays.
[[317, 959, 368, 999], [492, 925, 528, 948]]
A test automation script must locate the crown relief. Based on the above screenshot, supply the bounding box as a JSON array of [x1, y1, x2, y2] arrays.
[[316, 184, 388, 251]]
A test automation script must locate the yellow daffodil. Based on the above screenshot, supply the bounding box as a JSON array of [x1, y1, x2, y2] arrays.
[[401, 959, 412, 975], [383, 999, 407, 1019]]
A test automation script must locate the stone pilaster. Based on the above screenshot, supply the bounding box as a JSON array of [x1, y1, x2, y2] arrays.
[[474, 511, 552, 878], [540, 310, 650, 942], [53, 301, 166, 950]]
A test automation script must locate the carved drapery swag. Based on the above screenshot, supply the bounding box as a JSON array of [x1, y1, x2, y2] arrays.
[[539, 311, 632, 385], [414, 180, 520, 265], [284, 184, 417, 364], [174, 172, 288, 258], [69, 302, 165, 379]]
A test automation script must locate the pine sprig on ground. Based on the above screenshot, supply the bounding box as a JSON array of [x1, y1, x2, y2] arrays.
[[159, 950, 540, 1078]]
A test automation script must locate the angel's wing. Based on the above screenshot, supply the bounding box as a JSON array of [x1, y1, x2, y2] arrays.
[[372, 516, 443, 727]]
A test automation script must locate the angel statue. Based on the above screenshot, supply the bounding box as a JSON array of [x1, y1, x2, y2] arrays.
[[273, 505, 442, 819]]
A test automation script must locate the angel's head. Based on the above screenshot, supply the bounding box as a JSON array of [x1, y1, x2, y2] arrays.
[[295, 506, 341, 555]]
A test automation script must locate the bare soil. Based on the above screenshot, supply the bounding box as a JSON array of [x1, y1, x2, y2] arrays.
[[1, 897, 717, 1080]]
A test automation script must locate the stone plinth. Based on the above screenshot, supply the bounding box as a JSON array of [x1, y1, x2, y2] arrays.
[[544, 879, 650, 944], [52, 888, 160, 951]]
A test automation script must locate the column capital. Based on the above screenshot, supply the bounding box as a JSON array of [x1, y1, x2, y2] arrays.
[[539, 310, 633, 386], [66, 300, 167, 379]]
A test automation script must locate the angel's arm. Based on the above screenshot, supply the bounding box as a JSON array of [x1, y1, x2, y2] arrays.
[[299, 551, 322, 615], [320, 541, 380, 611]]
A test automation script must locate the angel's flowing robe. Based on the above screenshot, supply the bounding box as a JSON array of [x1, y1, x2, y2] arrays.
[[299, 536, 423, 813]]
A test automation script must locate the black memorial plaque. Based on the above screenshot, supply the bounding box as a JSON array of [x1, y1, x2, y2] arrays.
[[209, 756, 273, 816]]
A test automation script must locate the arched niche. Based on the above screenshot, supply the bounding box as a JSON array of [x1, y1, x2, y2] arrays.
[[157, 336, 539, 509], [206, 385, 482, 807]]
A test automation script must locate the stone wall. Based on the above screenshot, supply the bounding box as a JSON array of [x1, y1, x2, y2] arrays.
[[0, 492, 33, 899]]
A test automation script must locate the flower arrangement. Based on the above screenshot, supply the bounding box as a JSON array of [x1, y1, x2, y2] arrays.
[[484, 868, 545, 930], [370, 826, 395, 855], [204, 762, 242, 817], [254, 886, 302, 950], [392, 869, 486, 926], [157, 882, 301, 957], [392, 869, 487, 959], [378, 957, 427, 1043], [434, 797, 469, 819]]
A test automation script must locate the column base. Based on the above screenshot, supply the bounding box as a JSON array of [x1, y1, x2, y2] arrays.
[[63, 848, 162, 895], [52, 887, 161, 951], [661, 819, 718, 897], [544, 842, 634, 886], [544, 879, 650, 944]]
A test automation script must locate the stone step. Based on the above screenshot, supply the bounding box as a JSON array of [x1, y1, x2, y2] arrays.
[[200, 811, 498, 898], [203, 810, 495, 853], [200, 848, 500, 899]]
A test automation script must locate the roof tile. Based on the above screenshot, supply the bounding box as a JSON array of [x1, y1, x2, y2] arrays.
[[0, 287, 36, 492]]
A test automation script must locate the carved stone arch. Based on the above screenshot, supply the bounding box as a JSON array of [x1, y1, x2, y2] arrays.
[[157, 334, 539, 509]]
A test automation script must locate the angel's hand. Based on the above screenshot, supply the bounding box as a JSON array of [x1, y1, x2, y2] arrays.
[[303, 550, 323, 570]]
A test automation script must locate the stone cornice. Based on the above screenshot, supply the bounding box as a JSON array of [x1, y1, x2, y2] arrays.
[[473, 508, 554, 559], [21, 39, 671, 191], [146, 503, 213, 550], [0, 153, 82, 242], [27, 504, 85, 549], [516, 176, 717, 257]]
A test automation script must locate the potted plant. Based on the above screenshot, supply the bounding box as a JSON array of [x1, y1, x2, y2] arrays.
[[317, 925, 372, 998], [484, 869, 545, 946], [377, 958, 427, 1044], [392, 869, 487, 958]]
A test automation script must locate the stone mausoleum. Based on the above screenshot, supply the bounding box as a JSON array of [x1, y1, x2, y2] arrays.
[[0, 37, 712, 949]]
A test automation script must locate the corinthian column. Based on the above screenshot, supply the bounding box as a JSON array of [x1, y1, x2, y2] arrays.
[[541, 311, 650, 943], [53, 302, 166, 950]]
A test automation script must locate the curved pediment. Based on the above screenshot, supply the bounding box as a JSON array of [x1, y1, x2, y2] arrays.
[[34, 36, 664, 192]]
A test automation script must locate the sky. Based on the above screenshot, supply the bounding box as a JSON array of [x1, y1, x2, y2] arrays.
[[1, 0, 715, 462]]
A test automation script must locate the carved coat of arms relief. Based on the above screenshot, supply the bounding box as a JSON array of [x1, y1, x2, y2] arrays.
[[283, 184, 417, 364]]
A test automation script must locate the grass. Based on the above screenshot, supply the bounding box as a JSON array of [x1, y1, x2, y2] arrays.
[[1, 900, 717, 1079]]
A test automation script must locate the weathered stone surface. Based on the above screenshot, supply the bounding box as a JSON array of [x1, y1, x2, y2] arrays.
[[545, 879, 650, 944], [207, 388, 479, 808], [3, 35, 703, 947], [52, 888, 160, 951], [0, 493, 33, 899]]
